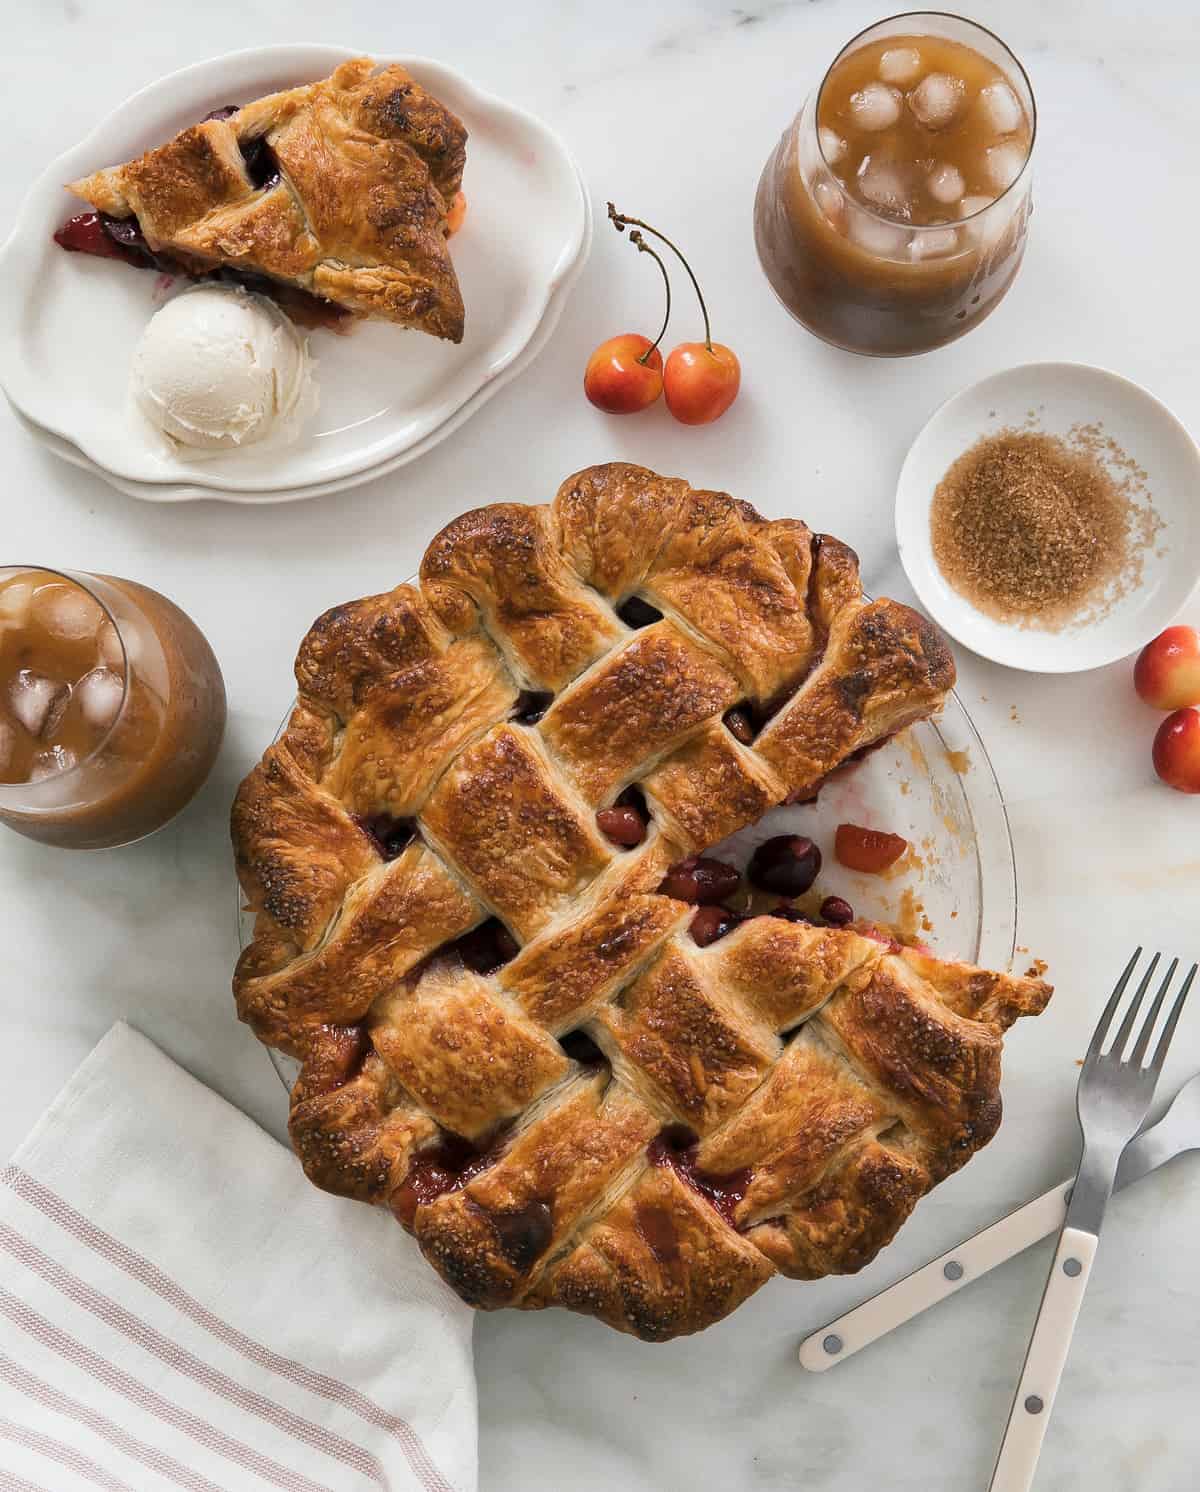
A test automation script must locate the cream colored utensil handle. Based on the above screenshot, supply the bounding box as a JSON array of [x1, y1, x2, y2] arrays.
[[798, 1181, 1072, 1372], [987, 1226, 1098, 1491]]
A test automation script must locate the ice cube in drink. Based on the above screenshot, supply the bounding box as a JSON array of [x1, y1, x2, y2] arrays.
[[0, 568, 225, 848], [754, 16, 1035, 355]]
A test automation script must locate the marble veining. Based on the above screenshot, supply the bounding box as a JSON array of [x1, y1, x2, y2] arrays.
[[1, 3, 1198, 1488]]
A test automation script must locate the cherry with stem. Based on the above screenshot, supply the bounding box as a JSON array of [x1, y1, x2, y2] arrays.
[[583, 225, 672, 414], [608, 202, 741, 425], [627, 230, 671, 366], [610, 205, 711, 352]]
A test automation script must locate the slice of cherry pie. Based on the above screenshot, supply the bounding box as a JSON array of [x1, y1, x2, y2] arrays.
[[232, 462, 1051, 1340], [57, 59, 466, 339]]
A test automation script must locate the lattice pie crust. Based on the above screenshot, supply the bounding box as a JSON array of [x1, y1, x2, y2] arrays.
[[232, 463, 1050, 1340]]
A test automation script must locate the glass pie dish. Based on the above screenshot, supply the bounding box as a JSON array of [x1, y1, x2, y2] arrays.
[[237, 685, 1019, 1092]]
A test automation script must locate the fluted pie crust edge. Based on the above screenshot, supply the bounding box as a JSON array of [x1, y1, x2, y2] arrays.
[[231, 462, 1051, 1340]]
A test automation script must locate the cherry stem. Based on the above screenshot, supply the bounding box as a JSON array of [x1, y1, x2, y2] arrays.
[[609, 202, 712, 353], [628, 230, 671, 361]]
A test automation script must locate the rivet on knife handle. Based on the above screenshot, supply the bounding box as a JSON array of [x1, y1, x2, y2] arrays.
[[797, 1182, 1072, 1371]]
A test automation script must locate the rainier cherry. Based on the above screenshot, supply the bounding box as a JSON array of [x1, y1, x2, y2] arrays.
[[664, 341, 741, 426], [1134, 625, 1200, 711], [584, 228, 670, 414], [608, 204, 741, 425], [1152, 708, 1200, 794], [584, 334, 664, 414]]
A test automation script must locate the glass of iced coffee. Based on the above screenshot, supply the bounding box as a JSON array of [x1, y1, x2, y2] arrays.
[[754, 13, 1035, 356], [0, 568, 226, 848]]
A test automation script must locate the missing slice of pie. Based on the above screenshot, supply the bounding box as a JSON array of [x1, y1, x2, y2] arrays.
[[55, 58, 468, 339]]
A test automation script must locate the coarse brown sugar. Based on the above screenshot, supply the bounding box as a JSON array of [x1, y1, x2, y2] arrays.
[[930, 423, 1162, 630]]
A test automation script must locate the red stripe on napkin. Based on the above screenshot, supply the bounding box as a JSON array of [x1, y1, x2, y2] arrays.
[[2, 1165, 455, 1492], [0, 1349, 230, 1492]]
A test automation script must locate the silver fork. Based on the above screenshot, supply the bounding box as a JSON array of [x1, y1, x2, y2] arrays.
[[989, 948, 1196, 1492]]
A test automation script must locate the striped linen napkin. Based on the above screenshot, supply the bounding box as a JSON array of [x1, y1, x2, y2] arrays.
[[0, 1022, 476, 1492]]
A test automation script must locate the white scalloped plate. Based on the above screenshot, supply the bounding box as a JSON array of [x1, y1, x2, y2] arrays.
[[0, 44, 589, 501], [6, 188, 590, 504]]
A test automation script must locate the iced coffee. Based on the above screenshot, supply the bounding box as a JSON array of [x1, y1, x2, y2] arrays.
[[755, 13, 1035, 356], [0, 569, 226, 848]]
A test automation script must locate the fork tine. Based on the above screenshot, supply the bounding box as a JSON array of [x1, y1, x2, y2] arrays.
[[1150, 963, 1198, 1072], [1131, 957, 1178, 1066], [1108, 952, 1160, 1060], [1087, 947, 1143, 1058]]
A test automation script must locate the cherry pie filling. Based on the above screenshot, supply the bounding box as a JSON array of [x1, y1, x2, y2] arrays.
[[723, 705, 756, 744], [512, 690, 554, 725], [595, 785, 650, 848], [454, 917, 520, 975], [391, 1131, 498, 1228], [354, 812, 417, 861], [557, 1028, 607, 1066], [374, 801, 927, 1266], [54, 104, 351, 330], [616, 595, 664, 629], [332, 581, 932, 1267], [362, 708, 916, 1245], [647, 1124, 752, 1228], [392, 1125, 556, 1271]]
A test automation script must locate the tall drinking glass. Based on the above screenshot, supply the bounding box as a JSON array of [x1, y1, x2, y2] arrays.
[[0, 567, 225, 848], [754, 12, 1036, 356]]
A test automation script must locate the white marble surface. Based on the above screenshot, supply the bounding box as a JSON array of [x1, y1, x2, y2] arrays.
[[3, 3, 1199, 1488]]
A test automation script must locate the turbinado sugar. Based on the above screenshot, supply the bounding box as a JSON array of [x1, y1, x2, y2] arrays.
[[930, 424, 1161, 630]]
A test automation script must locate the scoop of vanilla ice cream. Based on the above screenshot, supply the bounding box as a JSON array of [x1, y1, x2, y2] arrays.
[[131, 284, 315, 451]]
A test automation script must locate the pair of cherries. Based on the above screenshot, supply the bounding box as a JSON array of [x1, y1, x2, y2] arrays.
[[1134, 624, 1200, 794], [585, 205, 740, 426]]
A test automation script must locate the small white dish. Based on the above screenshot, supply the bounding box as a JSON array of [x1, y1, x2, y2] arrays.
[[6, 188, 591, 505], [0, 44, 589, 501], [896, 362, 1200, 673]]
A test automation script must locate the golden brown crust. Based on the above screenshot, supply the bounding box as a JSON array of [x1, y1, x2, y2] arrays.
[[696, 1027, 896, 1228], [642, 724, 785, 853], [499, 842, 688, 1030], [420, 725, 611, 939], [819, 956, 1006, 1181], [231, 461, 1050, 1341], [414, 1076, 657, 1308], [235, 840, 480, 1055], [67, 59, 467, 339], [596, 946, 780, 1133], [536, 1165, 775, 1342], [756, 598, 956, 793], [289, 1043, 437, 1202], [369, 963, 568, 1140], [552, 463, 690, 598], [540, 625, 741, 804], [898, 947, 1053, 1029], [293, 584, 447, 718], [321, 638, 516, 819], [231, 742, 375, 953], [748, 1136, 931, 1279], [421, 503, 624, 689], [706, 920, 880, 1032], [642, 486, 820, 702]]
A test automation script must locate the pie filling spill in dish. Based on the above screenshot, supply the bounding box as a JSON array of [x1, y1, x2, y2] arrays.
[[231, 462, 1052, 1341], [56, 59, 467, 338]]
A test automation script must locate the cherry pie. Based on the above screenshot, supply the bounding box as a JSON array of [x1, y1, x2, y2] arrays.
[[232, 462, 1051, 1340], [57, 59, 466, 339]]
